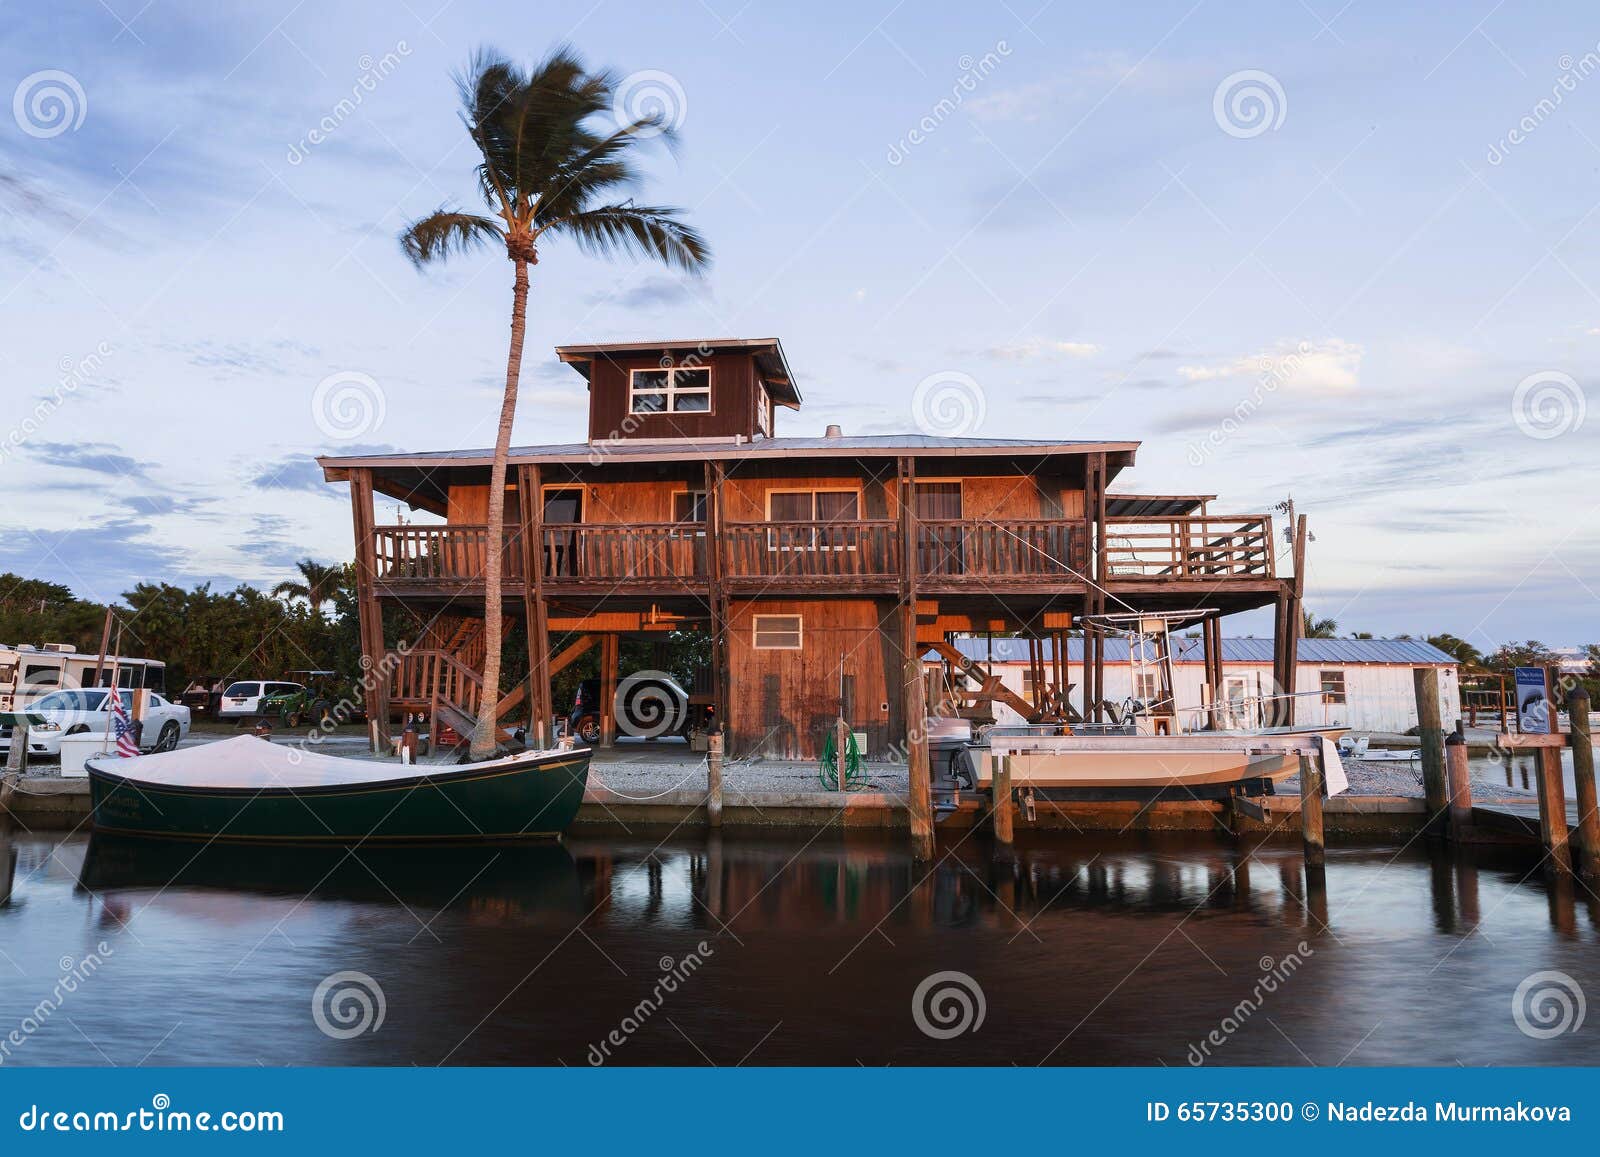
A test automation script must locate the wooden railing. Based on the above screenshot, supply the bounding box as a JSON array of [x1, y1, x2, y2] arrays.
[[1103, 515, 1275, 578], [373, 525, 523, 582], [542, 523, 707, 583], [371, 515, 1268, 585], [722, 520, 901, 582], [915, 520, 1087, 579]]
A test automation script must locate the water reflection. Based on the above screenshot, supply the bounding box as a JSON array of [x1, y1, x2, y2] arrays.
[[0, 829, 1588, 1065]]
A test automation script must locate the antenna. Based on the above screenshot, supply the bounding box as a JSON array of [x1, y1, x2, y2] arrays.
[[1273, 494, 1316, 544]]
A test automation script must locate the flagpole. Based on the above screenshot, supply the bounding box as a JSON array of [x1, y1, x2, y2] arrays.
[[101, 621, 123, 753]]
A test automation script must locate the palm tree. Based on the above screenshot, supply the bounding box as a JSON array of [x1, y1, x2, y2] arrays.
[[400, 46, 711, 759], [1301, 610, 1338, 638], [272, 559, 345, 615]]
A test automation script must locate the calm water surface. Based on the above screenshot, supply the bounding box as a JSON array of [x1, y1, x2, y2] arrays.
[[1, 827, 1597, 1066]]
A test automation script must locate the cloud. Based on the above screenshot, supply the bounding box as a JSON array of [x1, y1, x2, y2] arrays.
[[0, 519, 181, 600], [1178, 339, 1363, 392], [987, 338, 1101, 360], [114, 493, 211, 516], [249, 444, 397, 495], [25, 441, 153, 480], [583, 275, 706, 309]]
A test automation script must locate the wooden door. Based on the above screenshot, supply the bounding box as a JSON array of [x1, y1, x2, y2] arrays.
[[543, 488, 583, 578]]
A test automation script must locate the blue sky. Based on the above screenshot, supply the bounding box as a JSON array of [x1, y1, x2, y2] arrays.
[[0, 0, 1596, 650]]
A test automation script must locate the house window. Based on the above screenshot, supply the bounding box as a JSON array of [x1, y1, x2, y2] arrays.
[[1320, 670, 1347, 705], [629, 367, 711, 414], [753, 614, 803, 650], [673, 491, 707, 523], [767, 489, 860, 552], [1134, 673, 1159, 700], [755, 386, 771, 437]]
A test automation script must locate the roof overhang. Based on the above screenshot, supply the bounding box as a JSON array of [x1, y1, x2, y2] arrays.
[[1105, 494, 1215, 518], [554, 338, 801, 408]]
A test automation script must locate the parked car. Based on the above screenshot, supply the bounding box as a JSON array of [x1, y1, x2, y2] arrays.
[[567, 674, 703, 744], [0, 688, 190, 757], [217, 679, 304, 721], [178, 676, 225, 718]]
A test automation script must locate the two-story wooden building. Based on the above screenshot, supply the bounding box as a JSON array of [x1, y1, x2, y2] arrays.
[[319, 338, 1306, 759]]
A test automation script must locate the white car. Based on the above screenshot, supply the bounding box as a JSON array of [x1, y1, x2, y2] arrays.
[[217, 680, 304, 720], [0, 689, 191, 757]]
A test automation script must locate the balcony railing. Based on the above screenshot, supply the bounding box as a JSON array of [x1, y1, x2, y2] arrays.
[[370, 516, 1264, 587], [1104, 515, 1275, 578]]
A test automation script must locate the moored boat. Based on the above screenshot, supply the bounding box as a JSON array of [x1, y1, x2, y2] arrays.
[[86, 735, 590, 843]]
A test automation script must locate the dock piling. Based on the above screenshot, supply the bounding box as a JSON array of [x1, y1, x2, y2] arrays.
[[906, 666, 934, 862], [1413, 667, 1448, 830], [1445, 729, 1473, 839], [1535, 743, 1573, 876], [1298, 751, 1325, 867], [992, 754, 1014, 851], [1567, 687, 1599, 878], [706, 732, 724, 830]]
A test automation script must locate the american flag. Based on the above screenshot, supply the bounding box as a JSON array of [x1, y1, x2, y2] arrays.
[[109, 692, 139, 758]]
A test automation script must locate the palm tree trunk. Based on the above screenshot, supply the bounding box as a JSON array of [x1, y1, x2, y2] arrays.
[[473, 255, 529, 759]]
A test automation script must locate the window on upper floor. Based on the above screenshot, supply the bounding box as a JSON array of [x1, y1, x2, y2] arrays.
[[629, 367, 711, 414], [673, 491, 707, 523]]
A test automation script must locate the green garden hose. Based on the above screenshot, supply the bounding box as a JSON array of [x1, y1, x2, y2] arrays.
[[819, 727, 866, 790]]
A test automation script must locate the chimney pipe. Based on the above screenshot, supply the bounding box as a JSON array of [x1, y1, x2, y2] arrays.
[[824, 424, 843, 439]]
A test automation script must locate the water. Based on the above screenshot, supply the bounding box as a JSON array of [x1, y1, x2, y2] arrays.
[[1, 828, 1597, 1066]]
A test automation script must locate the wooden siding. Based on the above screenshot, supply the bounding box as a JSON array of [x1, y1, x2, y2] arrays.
[[727, 597, 904, 760], [586, 351, 759, 441]]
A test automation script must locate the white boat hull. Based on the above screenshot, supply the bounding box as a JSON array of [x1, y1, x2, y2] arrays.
[[976, 747, 1298, 789]]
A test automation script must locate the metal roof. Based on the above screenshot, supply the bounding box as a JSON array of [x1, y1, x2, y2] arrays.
[[319, 434, 1141, 473], [1105, 494, 1214, 518], [928, 636, 1458, 666]]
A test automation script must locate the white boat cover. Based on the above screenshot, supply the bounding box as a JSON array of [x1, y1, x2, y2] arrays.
[[86, 735, 565, 790]]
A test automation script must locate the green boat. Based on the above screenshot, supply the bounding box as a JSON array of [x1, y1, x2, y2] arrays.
[[86, 735, 591, 843]]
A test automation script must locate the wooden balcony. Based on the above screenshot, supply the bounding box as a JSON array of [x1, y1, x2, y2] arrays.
[[369, 516, 1265, 593], [1103, 515, 1275, 579]]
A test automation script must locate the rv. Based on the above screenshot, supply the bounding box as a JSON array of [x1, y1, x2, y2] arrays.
[[0, 644, 166, 713]]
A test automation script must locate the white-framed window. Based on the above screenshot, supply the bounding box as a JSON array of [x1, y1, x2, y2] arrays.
[[753, 614, 803, 650], [1134, 672, 1159, 700], [755, 386, 771, 436], [672, 490, 707, 523], [1319, 670, 1347, 705], [629, 366, 711, 415]]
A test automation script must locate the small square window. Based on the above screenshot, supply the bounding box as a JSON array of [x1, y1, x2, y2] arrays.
[[1319, 670, 1346, 705], [753, 614, 803, 650]]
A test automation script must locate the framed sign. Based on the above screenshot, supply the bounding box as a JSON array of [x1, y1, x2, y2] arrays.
[[1514, 666, 1551, 733]]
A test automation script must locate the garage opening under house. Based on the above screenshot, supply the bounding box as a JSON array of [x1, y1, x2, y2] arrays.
[[318, 337, 1314, 760]]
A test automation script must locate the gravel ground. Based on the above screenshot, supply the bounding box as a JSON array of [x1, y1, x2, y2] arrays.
[[589, 751, 910, 798]]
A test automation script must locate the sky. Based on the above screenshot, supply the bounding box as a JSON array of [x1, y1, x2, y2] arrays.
[[0, 0, 1596, 651]]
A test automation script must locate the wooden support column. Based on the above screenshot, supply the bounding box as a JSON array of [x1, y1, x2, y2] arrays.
[[1537, 743, 1574, 875], [1445, 729, 1474, 838], [899, 456, 934, 861], [349, 469, 389, 751], [706, 460, 730, 753], [1087, 452, 1109, 724], [992, 753, 1014, 850], [1298, 751, 1325, 866], [1281, 515, 1308, 725], [518, 463, 552, 748], [1568, 687, 1600, 878], [1413, 667, 1448, 829], [706, 732, 724, 828], [599, 633, 619, 748]]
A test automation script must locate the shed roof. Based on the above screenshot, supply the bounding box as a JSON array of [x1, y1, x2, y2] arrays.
[[927, 636, 1458, 666], [1105, 494, 1214, 518]]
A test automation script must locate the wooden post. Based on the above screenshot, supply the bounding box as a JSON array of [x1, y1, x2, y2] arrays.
[[1445, 729, 1473, 839], [834, 716, 850, 793], [599, 633, 618, 748], [1536, 743, 1574, 875], [1568, 687, 1600, 878], [706, 731, 723, 829], [4, 719, 27, 776], [90, 607, 113, 689], [1298, 751, 1325, 866], [1414, 667, 1448, 830], [906, 664, 934, 861], [349, 469, 389, 750], [706, 460, 730, 755], [131, 688, 147, 751], [519, 463, 552, 748], [992, 753, 1014, 849]]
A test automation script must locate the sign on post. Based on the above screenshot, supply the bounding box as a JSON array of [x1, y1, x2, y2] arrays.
[[1514, 666, 1551, 734]]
